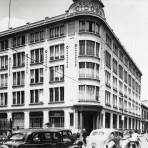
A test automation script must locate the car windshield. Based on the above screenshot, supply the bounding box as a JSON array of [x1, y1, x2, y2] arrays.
[[9, 133, 25, 141], [92, 131, 104, 136]]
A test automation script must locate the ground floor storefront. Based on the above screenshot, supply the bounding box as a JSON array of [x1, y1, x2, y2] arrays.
[[0, 107, 141, 132]]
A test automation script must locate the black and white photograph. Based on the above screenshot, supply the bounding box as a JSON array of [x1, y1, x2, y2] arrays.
[[0, 0, 148, 147]]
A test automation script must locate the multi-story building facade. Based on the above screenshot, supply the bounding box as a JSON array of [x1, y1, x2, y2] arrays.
[[0, 0, 142, 133], [141, 100, 148, 132]]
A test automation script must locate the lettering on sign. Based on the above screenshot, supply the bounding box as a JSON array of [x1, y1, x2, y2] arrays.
[[45, 50, 48, 71], [26, 54, 28, 73], [75, 44, 77, 67], [9, 57, 11, 76]]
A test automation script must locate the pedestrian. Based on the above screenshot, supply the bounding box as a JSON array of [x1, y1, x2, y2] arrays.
[[82, 129, 87, 146]]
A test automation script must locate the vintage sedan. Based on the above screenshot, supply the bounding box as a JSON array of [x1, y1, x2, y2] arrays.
[[0, 129, 81, 148], [86, 128, 123, 148]]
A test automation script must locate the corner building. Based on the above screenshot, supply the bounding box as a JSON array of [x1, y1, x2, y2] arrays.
[[0, 0, 142, 133]]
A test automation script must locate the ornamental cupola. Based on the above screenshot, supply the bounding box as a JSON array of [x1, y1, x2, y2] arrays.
[[67, 0, 105, 19]]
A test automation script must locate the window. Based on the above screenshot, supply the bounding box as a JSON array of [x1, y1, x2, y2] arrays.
[[70, 113, 74, 126], [124, 85, 127, 96], [30, 30, 45, 43], [79, 20, 100, 35], [12, 35, 25, 48], [13, 91, 24, 105], [49, 65, 64, 82], [0, 39, 8, 51], [30, 89, 43, 104], [49, 44, 64, 61], [105, 51, 111, 69], [0, 93, 7, 106], [68, 22, 75, 35], [0, 55, 8, 70], [128, 74, 131, 87], [106, 34, 112, 48], [105, 71, 111, 87], [30, 68, 43, 84], [30, 48, 44, 64], [119, 81, 123, 93], [105, 91, 111, 106], [0, 74, 8, 88], [119, 50, 124, 62], [49, 111, 64, 128], [119, 97, 123, 110], [79, 40, 100, 58], [113, 76, 117, 91], [86, 41, 95, 56], [124, 70, 127, 83], [113, 43, 118, 56], [113, 58, 117, 74], [119, 65, 123, 79], [49, 87, 64, 103], [13, 52, 25, 67], [113, 95, 117, 108], [79, 85, 99, 102], [13, 71, 25, 86], [49, 25, 65, 39]]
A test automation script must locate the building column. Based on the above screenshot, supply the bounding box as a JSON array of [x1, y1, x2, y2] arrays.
[[117, 114, 119, 129], [24, 111, 29, 129], [64, 110, 69, 128], [43, 110, 49, 128], [102, 111, 105, 128], [75, 110, 78, 129], [96, 112, 100, 129], [131, 118, 133, 129], [127, 117, 129, 129], [7, 112, 12, 121]]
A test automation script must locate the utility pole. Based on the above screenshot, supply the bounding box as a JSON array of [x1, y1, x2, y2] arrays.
[[8, 0, 11, 29]]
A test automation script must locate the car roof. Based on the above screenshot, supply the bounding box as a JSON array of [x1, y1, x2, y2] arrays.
[[90, 128, 119, 135], [13, 128, 71, 134]]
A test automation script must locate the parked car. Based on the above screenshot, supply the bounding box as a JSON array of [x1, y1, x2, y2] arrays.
[[0, 128, 81, 148], [0, 130, 12, 145], [54, 128, 83, 147], [86, 128, 123, 148]]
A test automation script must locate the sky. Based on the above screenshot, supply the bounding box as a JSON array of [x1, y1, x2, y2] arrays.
[[0, 0, 148, 99]]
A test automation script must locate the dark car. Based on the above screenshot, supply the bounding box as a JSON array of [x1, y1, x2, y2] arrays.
[[55, 129, 83, 147], [0, 129, 81, 148]]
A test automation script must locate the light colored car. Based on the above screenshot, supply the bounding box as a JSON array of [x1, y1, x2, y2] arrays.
[[86, 128, 123, 148]]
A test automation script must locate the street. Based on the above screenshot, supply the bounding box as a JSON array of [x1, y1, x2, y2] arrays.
[[140, 136, 148, 148]]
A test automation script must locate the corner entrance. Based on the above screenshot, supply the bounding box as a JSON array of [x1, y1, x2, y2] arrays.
[[83, 111, 97, 134]]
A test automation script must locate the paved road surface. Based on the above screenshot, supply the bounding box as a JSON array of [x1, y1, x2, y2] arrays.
[[139, 136, 148, 148]]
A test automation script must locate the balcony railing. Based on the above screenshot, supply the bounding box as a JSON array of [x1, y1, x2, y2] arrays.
[[79, 74, 99, 81]]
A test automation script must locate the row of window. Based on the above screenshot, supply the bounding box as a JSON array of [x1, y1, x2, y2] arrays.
[[105, 51, 141, 92], [105, 69, 141, 95], [0, 39, 101, 70], [106, 34, 141, 82], [0, 20, 101, 51], [105, 91, 140, 115], [0, 87, 64, 106], [0, 111, 67, 128]]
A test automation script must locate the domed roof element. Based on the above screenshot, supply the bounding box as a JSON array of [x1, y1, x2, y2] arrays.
[[68, 0, 105, 19]]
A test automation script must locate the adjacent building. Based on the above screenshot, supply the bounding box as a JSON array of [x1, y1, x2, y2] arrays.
[[141, 100, 148, 132], [0, 0, 142, 133]]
